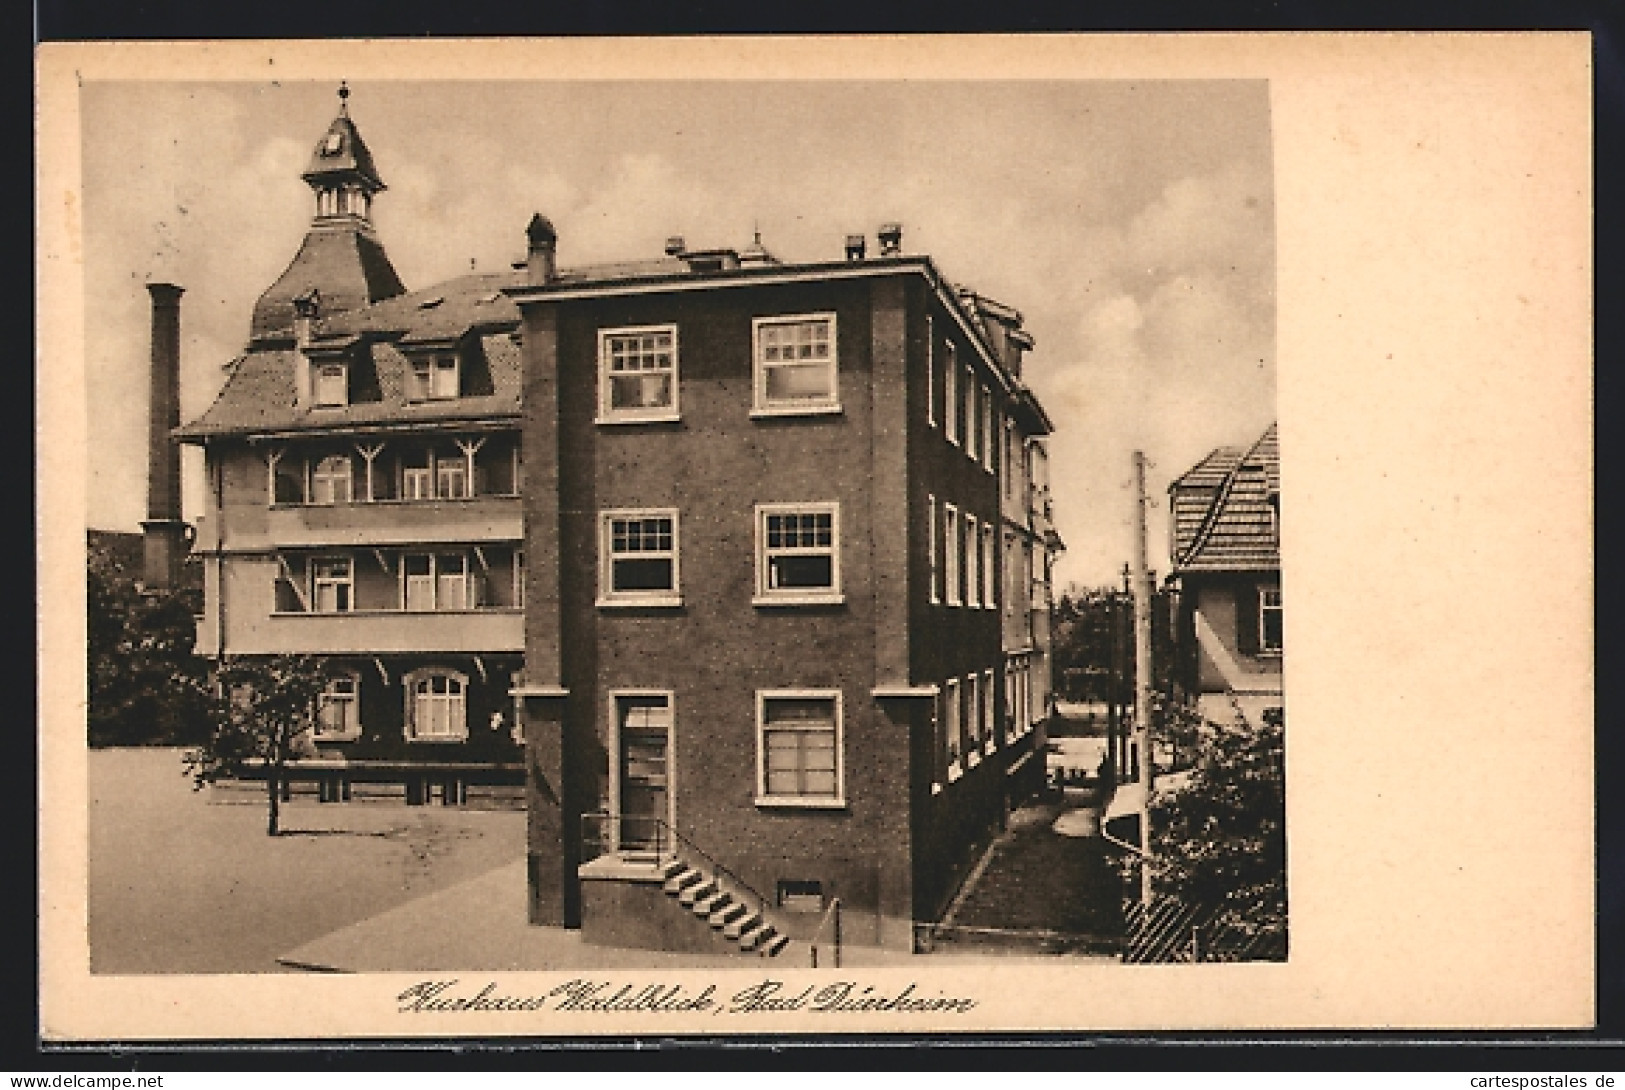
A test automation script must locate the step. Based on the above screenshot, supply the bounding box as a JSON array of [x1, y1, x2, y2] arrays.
[[658, 858, 688, 882], [760, 932, 791, 957], [736, 923, 777, 952], [708, 901, 749, 929], [692, 890, 733, 918], [723, 911, 763, 941], [677, 877, 719, 907], [662, 868, 704, 896]]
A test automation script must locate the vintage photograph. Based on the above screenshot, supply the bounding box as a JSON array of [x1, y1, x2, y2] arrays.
[[42, 34, 1593, 1038], [81, 76, 1282, 973]]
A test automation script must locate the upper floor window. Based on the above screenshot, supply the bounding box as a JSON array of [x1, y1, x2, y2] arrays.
[[981, 522, 996, 611], [967, 514, 982, 607], [312, 362, 348, 408], [927, 494, 940, 605], [943, 341, 960, 445], [756, 691, 843, 807], [314, 673, 361, 741], [599, 325, 678, 422], [403, 552, 471, 611], [944, 503, 962, 607], [755, 502, 841, 605], [598, 509, 681, 607], [959, 360, 975, 455], [753, 314, 839, 415], [925, 316, 937, 429], [404, 669, 468, 742], [982, 391, 996, 470], [409, 355, 459, 401], [943, 677, 962, 774], [310, 556, 353, 613], [310, 455, 353, 506], [1260, 587, 1284, 653]]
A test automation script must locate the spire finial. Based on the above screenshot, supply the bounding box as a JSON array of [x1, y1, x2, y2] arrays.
[[337, 81, 350, 116]]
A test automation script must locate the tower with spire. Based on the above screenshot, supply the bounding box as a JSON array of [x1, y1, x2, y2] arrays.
[[248, 83, 407, 348]]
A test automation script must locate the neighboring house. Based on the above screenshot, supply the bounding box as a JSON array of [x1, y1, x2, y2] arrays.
[[169, 93, 529, 786], [508, 220, 1063, 955], [1165, 423, 1283, 730]]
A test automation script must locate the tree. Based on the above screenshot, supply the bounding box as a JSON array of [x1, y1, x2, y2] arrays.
[[1147, 706, 1287, 952], [87, 535, 212, 747], [183, 655, 329, 836]]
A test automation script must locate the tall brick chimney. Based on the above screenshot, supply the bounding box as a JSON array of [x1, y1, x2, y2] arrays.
[[141, 282, 188, 593]]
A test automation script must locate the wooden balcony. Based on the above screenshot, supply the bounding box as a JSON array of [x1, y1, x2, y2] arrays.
[[252, 495, 523, 549]]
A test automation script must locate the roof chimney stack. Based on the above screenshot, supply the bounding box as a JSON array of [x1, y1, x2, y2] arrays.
[[141, 283, 188, 593], [844, 234, 867, 262], [877, 222, 902, 256], [664, 236, 687, 257], [526, 213, 559, 284]]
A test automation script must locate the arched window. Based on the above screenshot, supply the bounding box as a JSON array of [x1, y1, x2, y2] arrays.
[[404, 669, 468, 742], [311, 455, 352, 505]]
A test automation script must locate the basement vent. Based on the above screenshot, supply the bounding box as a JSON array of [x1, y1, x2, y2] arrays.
[[776, 879, 825, 913]]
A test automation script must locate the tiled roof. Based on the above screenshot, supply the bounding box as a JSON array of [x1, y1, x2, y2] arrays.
[[250, 224, 407, 346], [1169, 423, 1279, 574]]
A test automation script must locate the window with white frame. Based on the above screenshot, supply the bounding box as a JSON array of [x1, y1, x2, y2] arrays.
[[756, 691, 843, 806], [402, 552, 472, 611], [402, 453, 433, 501], [927, 494, 940, 605], [983, 394, 996, 470], [982, 668, 996, 753], [315, 672, 361, 740], [943, 677, 962, 772], [1005, 420, 1017, 497], [962, 673, 977, 760], [599, 325, 678, 421], [310, 455, 353, 506], [310, 556, 353, 613], [944, 504, 962, 607], [754, 314, 838, 414], [943, 341, 960, 444], [513, 549, 525, 609], [966, 514, 981, 607], [405, 669, 468, 741], [925, 316, 937, 429], [312, 362, 348, 407], [1260, 586, 1284, 653], [960, 361, 975, 457], [982, 523, 996, 610], [756, 503, 840, 603], [968, 383, 983, 466], [599, 510, 680, 604], [409, 354, 459, 401], [436, 455, 469, 500]]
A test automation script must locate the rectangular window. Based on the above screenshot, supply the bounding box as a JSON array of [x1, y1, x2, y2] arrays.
[[756, 691, 843, 807], [927, 494, 940, 605], [944, 504, 961, 607], [960, 361, 975, 456], [944, 678, 962, 773], [310, 455, 352, 506], [315, 674, 361, 739], [983, 668, 996, 753], [962, 673, 977, 762], [1005, 421, 1017, 497], [981, 386, 995, 469], [402, 452, 433, 501], [599, 510, 681, 606], [310, 557, 353, 613], [968, 382, 982, 465], [755, 503, 841, 604], [401, 552, 469, 611], [1261, 587, 1284, 652], [312, 363, 347, 407], [966, 514, 981, 607], [513, 549, 525, 609], [409, 355, 459, 401], [436, 457, 469, 500], [925, 316, 937, 429], [754, 313, 838, 414], [599, 325, 678, 422], [406, 669, 467, 741], [982, 523, 996, 610], [943, 342, 959, 445]]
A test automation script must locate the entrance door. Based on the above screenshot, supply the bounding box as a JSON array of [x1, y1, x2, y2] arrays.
[[615, 694, 672, 855]]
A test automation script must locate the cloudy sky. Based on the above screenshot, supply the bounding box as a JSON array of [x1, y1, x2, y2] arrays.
[[80, 79, 1275, 587]]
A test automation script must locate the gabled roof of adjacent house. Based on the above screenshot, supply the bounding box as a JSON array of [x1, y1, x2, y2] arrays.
[[1168, 422, 1279, 574]]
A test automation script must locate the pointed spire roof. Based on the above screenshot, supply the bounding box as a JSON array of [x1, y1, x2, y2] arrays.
[[301, 83, 386, 193]]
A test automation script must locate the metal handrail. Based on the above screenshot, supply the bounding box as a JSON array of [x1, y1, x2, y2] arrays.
[[808, 897, 842, 968], [580, 811, 776, 918]]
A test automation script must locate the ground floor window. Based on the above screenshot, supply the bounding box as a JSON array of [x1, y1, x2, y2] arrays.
[[405, 669, 468, 742], [1260, 586, 1284, 652], [314, 672, 361, 740], [756, 691, 843, 806]]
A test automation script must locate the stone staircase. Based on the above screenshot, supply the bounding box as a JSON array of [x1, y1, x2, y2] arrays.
[[660, 858, 790, 957]]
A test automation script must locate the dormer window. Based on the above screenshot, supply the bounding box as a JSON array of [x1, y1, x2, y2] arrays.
[[410, 354, 459, 401], [322, 132, 344, 155], [312, 362, 348, 407]]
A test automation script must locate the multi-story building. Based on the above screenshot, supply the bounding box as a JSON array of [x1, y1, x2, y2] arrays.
[[156, 89, 1063, 954], [508, 221, 1062, 955], [171, 92, 531, 797], [1165, 422, 1283, 730]]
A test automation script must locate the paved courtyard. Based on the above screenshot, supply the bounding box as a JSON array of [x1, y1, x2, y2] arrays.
[[88, 747, 525, 974]]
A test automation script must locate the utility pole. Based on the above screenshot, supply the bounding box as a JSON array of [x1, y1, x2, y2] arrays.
[[1133, 450, 1154, 906]]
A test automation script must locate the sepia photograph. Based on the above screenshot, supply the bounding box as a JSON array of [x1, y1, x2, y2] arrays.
[[39, 34, 1593, 1038]]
